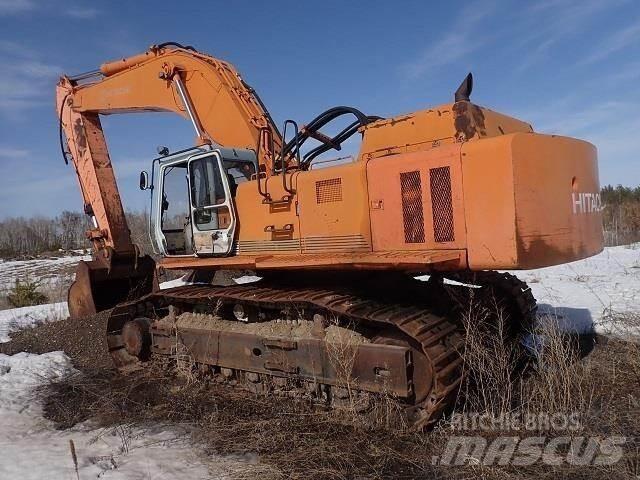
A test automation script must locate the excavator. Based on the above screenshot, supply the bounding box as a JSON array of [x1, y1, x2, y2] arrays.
[[56, 42, 603, 428]]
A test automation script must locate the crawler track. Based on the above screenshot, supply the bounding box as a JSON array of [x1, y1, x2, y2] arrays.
[[106, 272, 535, 428]]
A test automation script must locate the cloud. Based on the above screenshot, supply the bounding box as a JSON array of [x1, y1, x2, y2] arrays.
[[401, 0, 497, 79], [531, 100, 626, 136], [0, 147, 30, 159], [513, 91, 640, 186], [512, 0, 627, 72], [0, 1, 100, 18], [0, 0, 34, 15], [598, 61, 640, 85], [0, 51, 62, 114], [582, 18, 640, 65], [401, 0, 624, 78], [0, 40, 39, 58], [0, 173, 75, 198], [65, 7, 100, 19]]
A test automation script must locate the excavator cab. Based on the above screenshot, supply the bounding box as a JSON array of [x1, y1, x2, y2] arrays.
[[148, 146, 256, 257]]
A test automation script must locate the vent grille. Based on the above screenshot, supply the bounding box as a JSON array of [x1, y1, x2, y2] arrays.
[[315, 178, 342, 203], [302, 235, 370, 253], [400, 171, 425, 243], [429, 166, 454, 242]]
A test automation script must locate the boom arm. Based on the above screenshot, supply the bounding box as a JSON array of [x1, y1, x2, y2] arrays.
[[57, 43, 281, 256], [57, 44, 284, 319]]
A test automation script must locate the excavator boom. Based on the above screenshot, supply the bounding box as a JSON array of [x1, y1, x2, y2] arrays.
[[57, 43, 282, 317]]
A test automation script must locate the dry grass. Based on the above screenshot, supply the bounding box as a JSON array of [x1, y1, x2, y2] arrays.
[[456, 294, 519, 417]]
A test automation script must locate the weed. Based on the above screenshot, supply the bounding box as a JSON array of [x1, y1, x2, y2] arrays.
[[6, 278, 49, 308]]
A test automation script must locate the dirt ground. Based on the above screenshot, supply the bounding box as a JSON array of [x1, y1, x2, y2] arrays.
[[0, 310, 112, 369]]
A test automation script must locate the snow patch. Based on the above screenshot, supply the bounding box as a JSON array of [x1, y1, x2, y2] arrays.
[[514, 244, 640, 336], [0, 254, 91, 294], [159, 276, 194, 289], [0, 351, 249, 479], [0, 302, 69, 343], [159, 274, 262, 289]]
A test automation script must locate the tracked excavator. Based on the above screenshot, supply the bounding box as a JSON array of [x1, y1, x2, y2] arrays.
[[56, 42, 603, 428]]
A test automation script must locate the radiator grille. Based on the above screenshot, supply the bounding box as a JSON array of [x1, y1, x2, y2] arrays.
[[315, 178, 342, 203], [400, 171, 425, 243], [429, 166, 454, 242]]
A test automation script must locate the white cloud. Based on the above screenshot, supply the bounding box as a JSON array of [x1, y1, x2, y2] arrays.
[[0, 173, 75, 197], [582, 18, 640, 65], [65, 7, 100, 19], [13, 60, 61, 78], [0, 53, 61, 114], [599, 61, 640, 85], [0, 0, 34, 15], [531, 101, 626, 136], [0, 1, 100, 18], [0, 147, 30, 159], [512, 0, 627, 71], [401, 0, 627, 78], [401, 0, 498, 79]]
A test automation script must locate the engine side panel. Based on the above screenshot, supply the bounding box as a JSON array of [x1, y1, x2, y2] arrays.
[[295, 162, 372, 254], [366, 144, 467, 253]]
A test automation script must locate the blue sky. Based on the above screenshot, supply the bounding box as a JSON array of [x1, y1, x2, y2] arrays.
[[0, 0, 639, 218]]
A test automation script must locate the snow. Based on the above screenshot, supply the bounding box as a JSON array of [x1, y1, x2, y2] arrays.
[[0, 352, 256, 479], [234, 275, 262, 285], [415, 244, 640, 337], [0, 254, 90, 295], [513, 244, 640, 336], [159, 276, 194, 289], [0, 302, 69, 343], [159, 274, 261, 289]]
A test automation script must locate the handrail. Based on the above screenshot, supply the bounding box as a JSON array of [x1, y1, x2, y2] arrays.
[[280, 120, 299, 197], [255, 127, 273, 202]]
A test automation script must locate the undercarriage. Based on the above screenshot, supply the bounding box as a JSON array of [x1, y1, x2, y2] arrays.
[[106, 271, 536, 429]]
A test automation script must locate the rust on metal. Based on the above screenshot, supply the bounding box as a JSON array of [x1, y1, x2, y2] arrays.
[[67, 255, 157, 320], [122, 318, 152, 358], [106, 278, 467, 427], [452, 101, 487, 141]]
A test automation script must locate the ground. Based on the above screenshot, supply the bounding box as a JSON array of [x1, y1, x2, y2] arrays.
[[0, 245, 638, 479]]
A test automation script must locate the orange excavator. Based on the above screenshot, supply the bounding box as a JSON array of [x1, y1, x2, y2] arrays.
[[56, 42, 603, 427]]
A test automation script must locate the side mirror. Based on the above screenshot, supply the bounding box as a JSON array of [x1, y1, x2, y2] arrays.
[[139, 171, 150, 190]]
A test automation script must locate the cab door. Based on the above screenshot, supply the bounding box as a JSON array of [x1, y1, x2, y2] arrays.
[[187, 151, 237, 256]]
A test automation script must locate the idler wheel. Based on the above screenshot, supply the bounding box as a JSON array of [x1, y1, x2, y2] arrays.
[[122, 318, 152, 360]]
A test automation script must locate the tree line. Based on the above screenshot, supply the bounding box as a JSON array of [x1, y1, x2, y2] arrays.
[[600, 185, 640, 246], [0, 211, 150, 258]]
